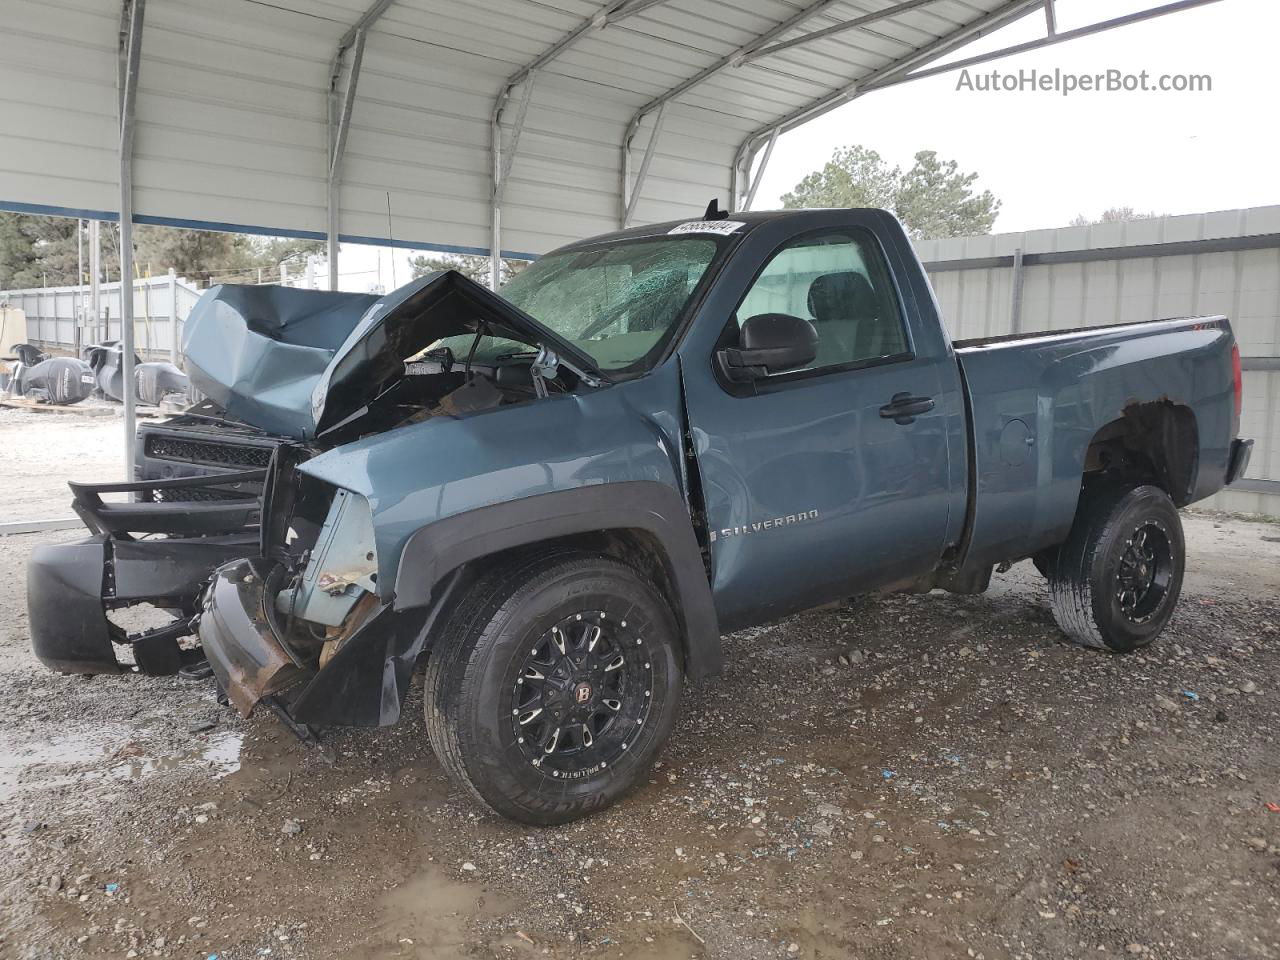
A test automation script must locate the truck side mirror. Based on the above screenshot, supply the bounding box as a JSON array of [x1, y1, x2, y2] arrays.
[[718, 313, 818, 381]]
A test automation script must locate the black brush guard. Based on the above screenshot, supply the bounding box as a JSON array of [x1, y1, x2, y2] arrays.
[[28, 469, 266, 676]]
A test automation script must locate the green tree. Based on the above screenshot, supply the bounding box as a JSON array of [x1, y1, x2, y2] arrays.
[[132, 226, 237, 285], [894, 151, 1001, 240], [409, 252, 529, 288], [0, 212, 327, 289], [0, 213, 85, 288], [0, 213, 47, 288], [132, 231, 325, 285], [781, 146, 1001, 240], [781, 145, 899, 212], [1069, 207, 1163, 227]]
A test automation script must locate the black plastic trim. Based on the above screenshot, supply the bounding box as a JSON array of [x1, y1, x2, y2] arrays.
[[392, 481, 723, 679], [28, 538, 121, 674], [70, 469, 265, 536], [1226, 438, 1254, 486]]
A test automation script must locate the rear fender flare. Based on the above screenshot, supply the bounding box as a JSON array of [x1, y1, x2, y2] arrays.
[[392, 482, 723, 679]]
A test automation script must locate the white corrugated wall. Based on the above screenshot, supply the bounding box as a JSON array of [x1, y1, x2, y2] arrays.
[[916, 205, 1280, 517]]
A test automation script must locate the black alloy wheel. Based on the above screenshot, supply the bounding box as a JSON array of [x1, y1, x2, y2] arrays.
[[1046, 482, 1185, 653], [424, 554, 683, 824], [510, 610, 654, 780], [1114, 520, 1175, 625]]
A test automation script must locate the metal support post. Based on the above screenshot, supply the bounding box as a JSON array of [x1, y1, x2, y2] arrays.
[[622, 102, 666, 227], [168, 267, 178, 364], [744, 126, 779, 211], [75, 218, 84, 354], [1010, 247, 1025, 333], [327, 28, 368, 291], [118, 0, 144, 477], [325, 0, 395, 291], [89, 219, 101, 344], [490, 73, 536, 289]]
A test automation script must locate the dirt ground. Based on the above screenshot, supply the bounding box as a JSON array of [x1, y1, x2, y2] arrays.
[[1, 414, 1278, 960]]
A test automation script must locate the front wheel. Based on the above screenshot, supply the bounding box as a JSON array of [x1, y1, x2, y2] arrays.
[[1046, 483, 1185, 653], [424, 555, 683, 825]]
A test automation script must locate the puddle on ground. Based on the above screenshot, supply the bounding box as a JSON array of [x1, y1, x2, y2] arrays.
[[0, 726, 243, 801], [366, 862, 521, 959], [112, 730, 243, 780]]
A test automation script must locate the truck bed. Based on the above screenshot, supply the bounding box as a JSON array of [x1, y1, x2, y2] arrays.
[[952, 315, 1203, 352], [951, 313, 1237, 570]]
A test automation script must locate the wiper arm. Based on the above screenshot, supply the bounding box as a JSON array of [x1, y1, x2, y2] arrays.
[[531, 345, 606, 391], [500, 346, 607, 387], [562, 357, 606, 388]]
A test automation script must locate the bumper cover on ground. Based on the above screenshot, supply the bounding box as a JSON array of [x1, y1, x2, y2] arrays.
[[28, 538, 122, 674], [27, 534, 259, 676]]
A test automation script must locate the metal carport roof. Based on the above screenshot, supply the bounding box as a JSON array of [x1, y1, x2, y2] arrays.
[[0, 0, 1222, 466], [4, 0, 1223, 266]]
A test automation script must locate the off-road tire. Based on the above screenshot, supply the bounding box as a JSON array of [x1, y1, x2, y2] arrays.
[[423, 554, 683, 825], [1046, 483, 1185, 653]]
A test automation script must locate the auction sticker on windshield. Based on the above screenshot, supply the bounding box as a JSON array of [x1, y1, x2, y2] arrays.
[[668, 220, 745, 236]]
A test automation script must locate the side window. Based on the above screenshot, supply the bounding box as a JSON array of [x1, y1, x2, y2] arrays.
[[735, 230, 909, 373]]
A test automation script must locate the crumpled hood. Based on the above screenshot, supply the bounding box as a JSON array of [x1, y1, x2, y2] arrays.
[[182, 270, 598, 440], [182, 284, 379, 438]]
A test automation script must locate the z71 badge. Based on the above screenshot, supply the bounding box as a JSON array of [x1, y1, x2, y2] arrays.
[[709, 509, 819, 543]]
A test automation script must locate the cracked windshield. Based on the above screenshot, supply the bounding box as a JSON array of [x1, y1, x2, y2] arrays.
[[498, 236, 719, 373]]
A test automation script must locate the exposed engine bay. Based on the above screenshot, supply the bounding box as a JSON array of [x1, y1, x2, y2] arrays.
[[314, 332, 578, 446], [182, 268, 600, 442]]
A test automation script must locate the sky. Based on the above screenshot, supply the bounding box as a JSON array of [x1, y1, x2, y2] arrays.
[[751, 0, 1280, 231], [324, 0, 1278, 291]]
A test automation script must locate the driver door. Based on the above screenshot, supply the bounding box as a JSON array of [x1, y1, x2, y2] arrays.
[[683, 227, 955, 630]]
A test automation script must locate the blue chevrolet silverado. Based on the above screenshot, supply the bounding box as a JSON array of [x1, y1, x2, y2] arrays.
[[29, 208, 1253, 824]]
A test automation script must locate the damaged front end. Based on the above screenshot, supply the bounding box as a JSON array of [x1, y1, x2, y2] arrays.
[[30, 269, 602, 722], [197, 450, 454, 726], [186, 270, 602, 724]]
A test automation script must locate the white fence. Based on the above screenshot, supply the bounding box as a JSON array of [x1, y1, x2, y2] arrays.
[[0, 273, 204, 362], [916, 205, 1280, 517]]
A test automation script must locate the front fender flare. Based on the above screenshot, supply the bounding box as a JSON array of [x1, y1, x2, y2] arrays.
[[392, 482, 722, 679]]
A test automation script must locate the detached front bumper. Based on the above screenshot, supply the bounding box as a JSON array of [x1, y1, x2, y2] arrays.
[[28, 534, 256, 675], [198, 559, 313, 716]]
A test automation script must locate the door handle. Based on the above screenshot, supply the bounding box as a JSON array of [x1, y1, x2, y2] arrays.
[[879, 392, 935, 424]]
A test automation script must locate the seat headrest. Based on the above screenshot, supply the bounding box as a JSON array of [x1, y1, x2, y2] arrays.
[[807, 271, 879, 322]]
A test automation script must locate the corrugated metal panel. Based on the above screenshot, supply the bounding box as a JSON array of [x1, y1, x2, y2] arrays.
[[0, 0, 1028, 258], [917, 205, 1280, 517], [0, 275, 203, 358]]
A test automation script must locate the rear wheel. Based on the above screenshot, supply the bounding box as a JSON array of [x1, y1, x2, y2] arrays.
[[424, 554, 683, 825], [1046, 483, 1185, 652]]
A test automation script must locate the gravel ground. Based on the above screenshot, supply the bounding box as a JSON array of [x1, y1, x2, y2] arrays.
[[1, 414, 1278, 960], [0, 402, 151, 516]]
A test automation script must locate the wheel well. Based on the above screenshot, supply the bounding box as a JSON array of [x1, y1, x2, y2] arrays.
[[438, 528, 690, 661], [1083, 401, 1198, 505]]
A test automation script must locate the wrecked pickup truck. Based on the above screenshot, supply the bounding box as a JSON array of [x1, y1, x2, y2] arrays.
[[29, 208, 1253, 824]]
